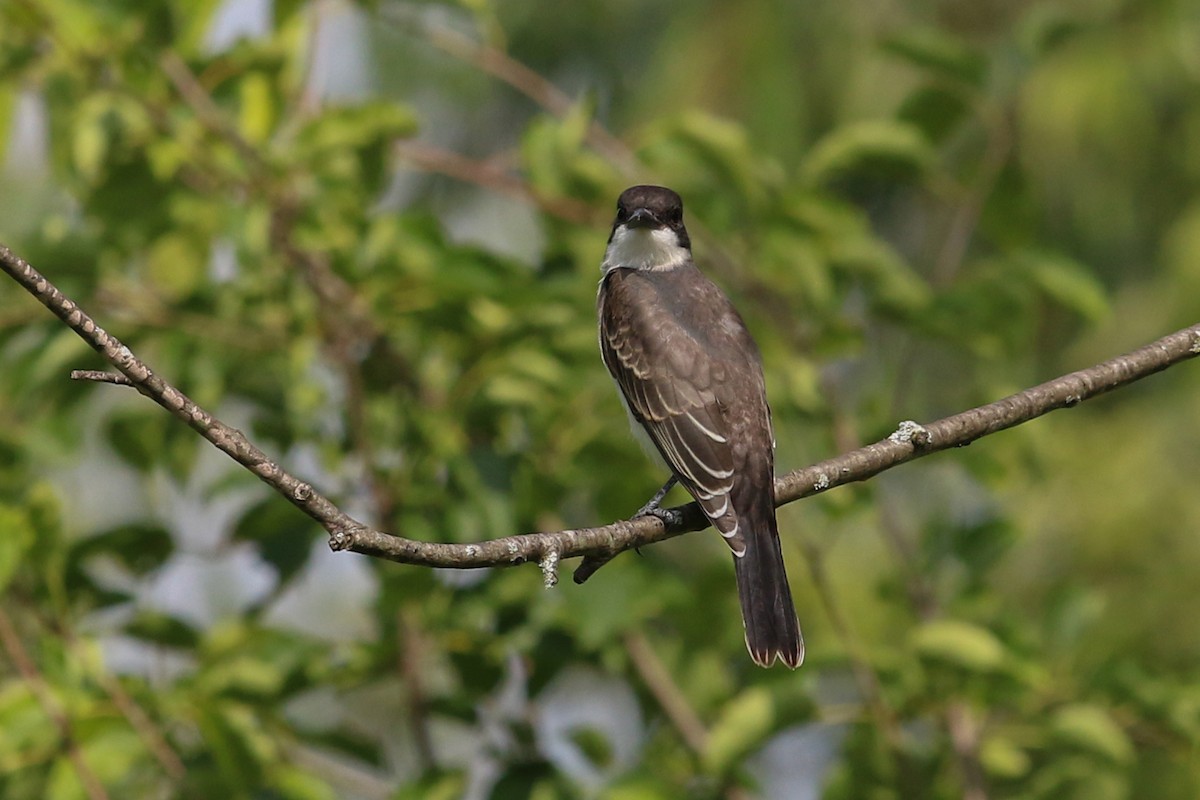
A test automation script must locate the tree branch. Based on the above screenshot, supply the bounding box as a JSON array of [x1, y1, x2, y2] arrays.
[[2, 244, 365, 539], [622, 631, 709, 754], [0, 608, 111, 800], [393, 140, 598, 225], [381, 6, 636, 172], [70, 369, 134, 386], [4, 243, 1200, 582]]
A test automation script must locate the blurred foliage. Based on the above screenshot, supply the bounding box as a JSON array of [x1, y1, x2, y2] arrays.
[[1, 0, 1199, 797]]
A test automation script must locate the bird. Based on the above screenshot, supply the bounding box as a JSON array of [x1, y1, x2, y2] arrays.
[[596, 184, 804, 669]]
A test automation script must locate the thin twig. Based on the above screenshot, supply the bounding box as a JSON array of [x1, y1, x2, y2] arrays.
[[159, 50, 383, 344], [619, 635, 755, 800], [0, 608, 111, 800], [53, 617, 185, 781], [93, 664, 187, 781], [878, 477, 989, 796], [931, 99, 1012, 286], [394, 141, 597, 224], [946, 701, 988, 800], [71, 369, 133, 386], [3, 244, 1200, 579], [1, 244, 363, 537], [12, 589, 187, 782], [623, 631, 709, 754], [383, 8, 759, 287], [398, 608, 435, 769], [159, 51, 263, 173], [382, 7, 635, 172]]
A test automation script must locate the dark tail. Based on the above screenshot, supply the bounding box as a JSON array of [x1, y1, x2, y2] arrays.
[[732, 501, 804, 669]]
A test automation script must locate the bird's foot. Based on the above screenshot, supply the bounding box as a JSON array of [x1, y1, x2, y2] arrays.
[[632, 476, 684, 530], [634, 476, 677, 519]]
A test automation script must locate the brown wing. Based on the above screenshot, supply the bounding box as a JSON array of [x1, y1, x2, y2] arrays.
[[598, 269, 746, 556]]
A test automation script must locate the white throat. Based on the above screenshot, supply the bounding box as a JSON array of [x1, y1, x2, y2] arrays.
[[601, 226, 690, 272]]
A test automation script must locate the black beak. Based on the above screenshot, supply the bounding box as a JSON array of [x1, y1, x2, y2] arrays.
[[626, 208, 659, 229]]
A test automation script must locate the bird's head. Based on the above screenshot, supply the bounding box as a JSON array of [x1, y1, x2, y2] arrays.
[[603, 185, 692, 272]]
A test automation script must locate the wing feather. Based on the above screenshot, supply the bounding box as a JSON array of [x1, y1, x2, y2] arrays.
[[599, 272, 743, 552]]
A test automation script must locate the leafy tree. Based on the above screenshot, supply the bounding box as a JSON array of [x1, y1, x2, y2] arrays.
[[2, 0, 1199, 798]]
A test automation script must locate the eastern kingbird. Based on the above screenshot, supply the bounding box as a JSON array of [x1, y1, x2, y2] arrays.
[[597, 185, 804, 669]]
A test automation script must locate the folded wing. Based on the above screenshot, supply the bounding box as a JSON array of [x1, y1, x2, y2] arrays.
[[599, 277, 746, 556]]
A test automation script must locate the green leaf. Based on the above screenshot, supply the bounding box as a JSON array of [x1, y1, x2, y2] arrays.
[[0, 86, 15, 162], [0, 682, 53, 763], [238, 72, 276, 145], [232, 498, 313, 583], [27, 329, 91, 388], [703, 687, 775, 776], [146, 232, 206, 300], [569, 725, 615, 768], [1016, 251, 1109, 322], [105, 410, 168, 473], [605, 779, 680, 800], [758, 229, 835, 310], [980, 735, 1031, 779], [521, 101, 611, 198], [300, 102, 418, 151], [392, 771, 468, 800], [67, 522, 173, 581], [488, 762, 561, 800], [199, 655, 287, 701], [174, 0, 227, 51], [881, 28, 988, 86], [25, 482, 62, 543], [912, 619, 1007, 673], [1052, 704, 1134, 766], [562, 565, 666, 650], [69, 92, 155, 184], [897, 85, 972, 143], [72, 108, 110, 183], [667, 110, 766, 201], [0, 503, 34, 592], [925, 516, 1016, 581], [267, 765, 338, 800], [801, 120, 935, 186], [831, 239, 932, 317], [81, 727, 145, 787], [196, 702, 269, 789], [46, 754, 91, 800], [125, 611, 201, 649]]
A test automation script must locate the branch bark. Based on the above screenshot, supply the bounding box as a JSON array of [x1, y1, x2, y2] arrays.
[[4, 243, 1200, 584]]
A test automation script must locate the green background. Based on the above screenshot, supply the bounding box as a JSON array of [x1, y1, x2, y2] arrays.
[[2, 0, 1200, 797]]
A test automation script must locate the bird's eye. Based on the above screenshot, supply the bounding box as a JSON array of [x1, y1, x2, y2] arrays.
[[616, 206, 627, 222]]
